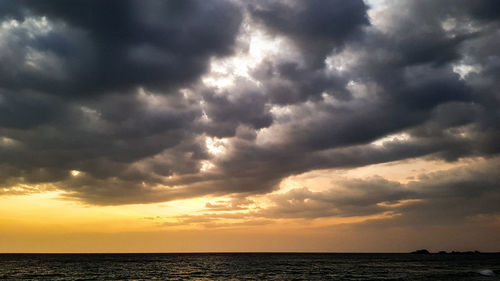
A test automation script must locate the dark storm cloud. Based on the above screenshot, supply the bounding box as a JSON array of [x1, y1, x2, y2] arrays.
[[0, 0, 499, 210], [0, 0, 243, 203], [181, 0, 500, 204], [0, 0, 242, 97], [251, 60, 349, 105], [250, 0, 369, 68], [0, 93, 205, 201], [246, 0, 368, 104], [0, 90, 65, 129]]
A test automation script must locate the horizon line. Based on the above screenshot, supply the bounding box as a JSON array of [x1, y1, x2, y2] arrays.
[[2, 251, 499, 254]]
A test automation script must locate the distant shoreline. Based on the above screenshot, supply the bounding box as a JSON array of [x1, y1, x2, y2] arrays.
[[410, 249, 488, 255]]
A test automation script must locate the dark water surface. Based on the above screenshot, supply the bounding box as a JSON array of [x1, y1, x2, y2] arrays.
[[0, 253, 499, 280]]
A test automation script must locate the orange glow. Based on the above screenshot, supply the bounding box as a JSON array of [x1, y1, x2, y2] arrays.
[[1, 156, 499, 252]]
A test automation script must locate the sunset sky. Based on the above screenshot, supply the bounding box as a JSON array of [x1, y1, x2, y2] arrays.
[[1, 0, 500, 253]]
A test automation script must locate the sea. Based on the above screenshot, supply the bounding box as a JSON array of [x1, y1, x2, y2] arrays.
[[0, 253, 499, 280]]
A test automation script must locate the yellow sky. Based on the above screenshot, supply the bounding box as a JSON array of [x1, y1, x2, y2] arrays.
[[1, 156, 498, 253]]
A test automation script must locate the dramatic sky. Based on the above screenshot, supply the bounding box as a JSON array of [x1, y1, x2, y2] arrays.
[[1, 0, 500, 252]]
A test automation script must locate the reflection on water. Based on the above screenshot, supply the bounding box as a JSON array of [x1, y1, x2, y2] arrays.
[[0, 253, 499, 280]]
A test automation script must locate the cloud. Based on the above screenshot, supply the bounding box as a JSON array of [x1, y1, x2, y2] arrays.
[[257, 158, 500, 225], [0, 0, 243, 97], [0, 0, 499, 210], [138, 158, 500, 229], [205, 198, 255, 212], [249, 0, 369, 68]]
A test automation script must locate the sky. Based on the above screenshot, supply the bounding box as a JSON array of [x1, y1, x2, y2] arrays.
[[0, 0, 499, 253]]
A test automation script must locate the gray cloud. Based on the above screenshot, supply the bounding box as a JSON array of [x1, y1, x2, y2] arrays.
[[0, 0, 243, 97], [250, 0, 369, 68], [201, 79, 273, 138], [257, 158, 500, 224], [0, 0, 499, 212]]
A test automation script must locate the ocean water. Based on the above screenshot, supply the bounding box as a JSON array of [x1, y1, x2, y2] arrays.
[[0, 253, 499, 280]]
